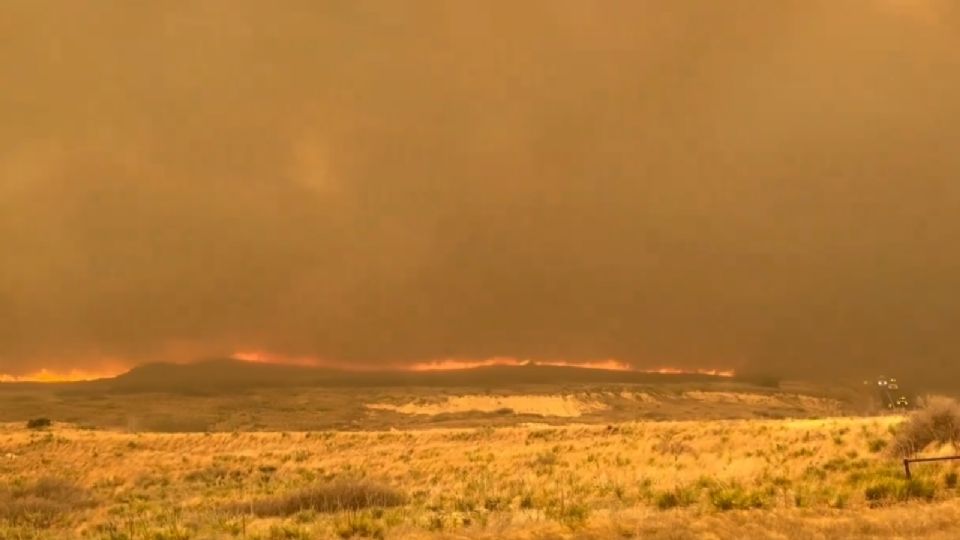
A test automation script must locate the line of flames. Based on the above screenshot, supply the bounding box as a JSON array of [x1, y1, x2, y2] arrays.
[[407, 359, 734, 377], [2, 355, 735, 382]]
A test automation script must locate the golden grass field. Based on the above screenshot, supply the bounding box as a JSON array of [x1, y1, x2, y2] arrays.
[[3, 402, 960, 540]]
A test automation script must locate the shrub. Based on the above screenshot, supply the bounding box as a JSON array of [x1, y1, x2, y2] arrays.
[[901, 478, 937, 501], [864, 479, 898, 504], [709, 484, 767, 511], [0, 477, 93, 528], [335, 513, 385, 539], [558, 502, 590, 528], [946, 471, 958, 489], [26, 418, 52, 429], [867, 438, 887, 453], [654, 485, 698, 510], [891, 397, 960, 457], [238, 480, 405, 517], [864, 478, 936, 506], [654, 490, 681, 510], [526, 429, 557, 442], [266, 523, 312, 540]]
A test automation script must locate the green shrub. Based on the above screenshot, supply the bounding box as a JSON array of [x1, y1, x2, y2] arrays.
[[900, 478, 936, 501], [865, 478, 936, 505]]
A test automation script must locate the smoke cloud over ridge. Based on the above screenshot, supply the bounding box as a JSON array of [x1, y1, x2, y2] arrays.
[[2, 1, 959, 378]]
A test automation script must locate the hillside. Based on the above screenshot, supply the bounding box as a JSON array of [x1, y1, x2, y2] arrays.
[[4, 359, 734, 394]]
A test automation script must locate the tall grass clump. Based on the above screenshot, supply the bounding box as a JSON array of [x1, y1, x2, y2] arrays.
[[239, 480, 405, 517], [864, 477, 936, 506], [0, 477, 93, 528]]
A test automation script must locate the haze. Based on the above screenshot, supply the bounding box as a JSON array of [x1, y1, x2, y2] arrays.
[[2, 1, 959, 380]]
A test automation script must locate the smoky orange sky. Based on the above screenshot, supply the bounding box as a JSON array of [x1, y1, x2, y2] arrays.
[[2, 1, 959, 379]]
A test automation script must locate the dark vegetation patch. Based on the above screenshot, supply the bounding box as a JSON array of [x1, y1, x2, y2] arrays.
[[864, 478, 936, 506], [26, 417, 52, 429], [232, 480, 405, 517]]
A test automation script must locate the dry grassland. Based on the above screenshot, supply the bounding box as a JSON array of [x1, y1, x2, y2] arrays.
[[3, 414, 960, 539]]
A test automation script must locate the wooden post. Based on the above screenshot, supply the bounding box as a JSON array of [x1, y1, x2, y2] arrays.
[[903, 458, 911, 479]]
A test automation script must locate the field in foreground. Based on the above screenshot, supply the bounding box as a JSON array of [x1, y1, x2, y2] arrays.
[[3, 414, 960, 539]]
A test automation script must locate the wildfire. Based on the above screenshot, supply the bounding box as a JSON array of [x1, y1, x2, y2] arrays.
[[0, 368, 124, 383], [230, 351, 360, 369], [537, 359, 632, 371], [231, 353, 638, 373], [408, 357, 637, 371], [2, 353, 735, 383], [232, 351, 311, 365], [407, 357, 733, 376], [643, 367, 736, 377], [408, 357, 528, 371]]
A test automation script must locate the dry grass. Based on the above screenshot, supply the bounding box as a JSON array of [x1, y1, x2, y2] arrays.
[[238, 480, 406, 516], [5, 411, 960, 539], [0, 477, 93, 529]]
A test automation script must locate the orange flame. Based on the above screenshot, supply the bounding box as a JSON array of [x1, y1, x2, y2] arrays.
[[0, 368, 125, 383], [2, 353, 735, 383], [232, 351, 310, 364], [407, 357, 529, 371], [536, 359, 632, 371], [231, 351, 359, 369], [231, 352, 735, 376], [642, 367, 736, 377], [406, 357, 732, 376]]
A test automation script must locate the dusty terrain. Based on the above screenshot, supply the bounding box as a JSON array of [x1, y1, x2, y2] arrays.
[[0, 366, 935, 539], [1, 400, 956, 539]]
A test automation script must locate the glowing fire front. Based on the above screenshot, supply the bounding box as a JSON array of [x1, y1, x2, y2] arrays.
[[1, 354, 735, 382]]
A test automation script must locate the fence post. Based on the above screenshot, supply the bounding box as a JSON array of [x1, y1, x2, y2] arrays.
[[903, 458, 912, 479]]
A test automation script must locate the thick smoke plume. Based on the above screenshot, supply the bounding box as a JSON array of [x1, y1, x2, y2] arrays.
[[1, 1, 959, 379]]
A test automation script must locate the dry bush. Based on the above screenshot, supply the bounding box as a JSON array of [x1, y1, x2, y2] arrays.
[[238, 480, 405, 517], [0, 477, 93, 528], [891, 397, 960, 457], [26, 418, 52, 429]]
